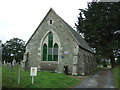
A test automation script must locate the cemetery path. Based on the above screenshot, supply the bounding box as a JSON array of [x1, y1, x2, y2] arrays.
[[75, 69, 115, 88]]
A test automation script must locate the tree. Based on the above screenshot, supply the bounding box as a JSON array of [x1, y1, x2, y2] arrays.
[[2, 38, 25, 63], [75, 2, 120, 68]]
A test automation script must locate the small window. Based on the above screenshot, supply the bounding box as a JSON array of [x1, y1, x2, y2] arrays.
[[50, 19, 52, 24]]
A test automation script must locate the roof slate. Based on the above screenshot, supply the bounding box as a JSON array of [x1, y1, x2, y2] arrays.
[[26, 8, 94, 53], [53, 9, 94, 53]]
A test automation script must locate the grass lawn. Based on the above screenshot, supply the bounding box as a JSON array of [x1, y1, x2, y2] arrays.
[[112, 67, 120, 89], [2, 66, 80, 88], [0, 66, 2, 81]]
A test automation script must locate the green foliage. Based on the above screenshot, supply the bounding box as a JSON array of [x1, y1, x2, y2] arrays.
[[76, 2, 120, 68], [2, 66, 80, 88], [116, 56, 120, 65], [112, 67, 120, 89], [95, 55, 103, 65], [2, 38, 25, 63]]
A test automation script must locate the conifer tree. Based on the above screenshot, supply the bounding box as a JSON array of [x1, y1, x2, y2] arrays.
[[76, 2, 120, 68]]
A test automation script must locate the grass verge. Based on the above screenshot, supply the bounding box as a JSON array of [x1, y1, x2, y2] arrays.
[[112, 67, 120, 89], [2, 66, 80, 88]]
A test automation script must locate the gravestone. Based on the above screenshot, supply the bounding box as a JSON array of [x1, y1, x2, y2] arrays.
[[21, 53, 27, 70], [37, 65, 41, 71], [21, 61, 25, 70], [16, 62, 19, 66], [12, 59, 16, 66], [3, 61, 6, 66], [6, 62, 13, 71], [7, 62, 11, 67]]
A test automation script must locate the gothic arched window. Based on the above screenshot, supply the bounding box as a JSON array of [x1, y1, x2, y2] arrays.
[[53, 43, 58, 61], [48, 32, 53, 61], [43, 43, 47, 61], [48, 32, 53, 48], [42, 32, 59, 61]]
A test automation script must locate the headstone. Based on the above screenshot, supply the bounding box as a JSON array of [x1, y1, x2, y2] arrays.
[[3, 61, 6, 65], [21, 62, 24, 70], [37, 65, 41, 71], [16, 62, 19, 66], [21, 53, 27, 70], [6, 62, 13, 71], [7, 62, 11, 67], [12, 59, 16, 66]]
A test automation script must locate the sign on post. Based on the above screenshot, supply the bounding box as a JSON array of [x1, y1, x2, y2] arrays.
[[30, 67, 37, 84]]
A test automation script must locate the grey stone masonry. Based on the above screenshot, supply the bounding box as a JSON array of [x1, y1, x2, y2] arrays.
[[22, 8, 97, 75]]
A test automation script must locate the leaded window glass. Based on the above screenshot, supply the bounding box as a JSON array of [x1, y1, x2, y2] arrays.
[[48, 32, 53, 61], [53, 43, 58, 61], [48, 32, 53, 48], [43, 44, 47, 61], [42, 32, 59, 61]]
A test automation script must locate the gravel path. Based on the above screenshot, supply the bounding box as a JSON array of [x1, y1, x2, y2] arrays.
[[75, 69, 115, 88]]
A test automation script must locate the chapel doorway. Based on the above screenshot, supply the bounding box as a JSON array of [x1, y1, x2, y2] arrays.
[[64, 66, 68, 75]]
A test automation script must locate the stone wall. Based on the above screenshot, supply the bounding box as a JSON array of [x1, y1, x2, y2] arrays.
[[24, 9, 77, 74], [39, 62, 58, 72], [76, 47, 97, 75], [24, 9, 97, 75]]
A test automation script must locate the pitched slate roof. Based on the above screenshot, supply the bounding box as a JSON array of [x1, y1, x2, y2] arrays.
[[65, 23, 94, 53], [52, 9, 94, 53], [26, 8, 94, 53]]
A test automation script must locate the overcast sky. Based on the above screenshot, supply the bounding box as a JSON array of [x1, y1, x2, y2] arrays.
[[0, 0, 92, 44]]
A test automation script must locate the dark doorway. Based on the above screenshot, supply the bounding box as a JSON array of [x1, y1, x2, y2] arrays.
[[64, 66, 68, 75]]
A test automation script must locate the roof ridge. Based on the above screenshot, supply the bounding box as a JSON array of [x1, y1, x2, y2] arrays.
[[55, 13, 94, 53], [25, 8, 94, 53], [25, 8, 55, 46]]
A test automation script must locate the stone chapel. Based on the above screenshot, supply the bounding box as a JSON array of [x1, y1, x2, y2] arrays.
[[22, 8, 97, 75]]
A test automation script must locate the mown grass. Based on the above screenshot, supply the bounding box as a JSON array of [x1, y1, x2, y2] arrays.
[[2, 66, 80, 88], [0, 66, 2, 81], [112, 67, 120, 89]]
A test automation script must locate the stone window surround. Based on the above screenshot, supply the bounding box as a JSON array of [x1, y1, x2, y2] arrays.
[[47, 18, 54, 25], [38, 30, 61, 63]]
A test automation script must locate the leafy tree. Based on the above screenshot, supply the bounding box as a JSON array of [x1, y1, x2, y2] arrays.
[[75, 2, 120, 68], [2, 38, 25, 63]]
